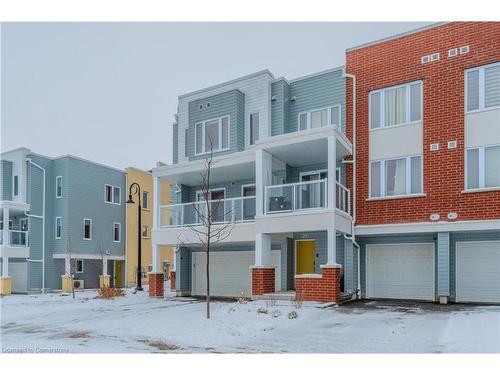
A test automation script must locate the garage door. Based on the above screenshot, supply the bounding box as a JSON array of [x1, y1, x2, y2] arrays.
[[192, 250, 281, 298], [367, 243, 435, 301], [456, 241, 500, 303], [10, 262, 28, 293]]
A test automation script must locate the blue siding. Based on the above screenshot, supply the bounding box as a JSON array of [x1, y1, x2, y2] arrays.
[[437, 232, 450, 296], [187, 90, 245, 161], [172, 123, 179, 164], [1, 160, 13, 200]]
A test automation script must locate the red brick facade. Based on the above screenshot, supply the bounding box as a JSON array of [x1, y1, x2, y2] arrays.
[[251, 267, 275, 295], [295, 266, 341, 303], [169, 270, 176, 290], [345, 22, 500, 225], [148, 272, 164, 298]]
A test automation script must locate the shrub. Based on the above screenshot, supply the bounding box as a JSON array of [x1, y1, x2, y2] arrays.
[[96, 287, 126, 300]]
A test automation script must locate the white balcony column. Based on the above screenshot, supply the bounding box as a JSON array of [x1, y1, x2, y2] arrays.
[[153, 175, 160, 229], [2, 256, 9, 277], [152, 243, 161, 273], [327, 136, 337, 209], [255, 150, 273, 216], [102, 256, 108, 276], [255, 233, 272, 267], [172, 246, 178, 271], [326, 229, 340, 266], [2, 207, 10, 246]]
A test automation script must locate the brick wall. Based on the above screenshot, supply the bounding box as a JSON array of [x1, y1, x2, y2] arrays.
[[251, 267, 275, 295], [169, 270, 176, 290], [295, 266, 340, 303], [346, 22, 500, 225], [148, 272, 164, 298]]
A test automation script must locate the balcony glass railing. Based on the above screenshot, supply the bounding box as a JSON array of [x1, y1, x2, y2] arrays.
[[160, 196, 256, 228], [1, 230, 29, 247], [264, 179, 351, 215]]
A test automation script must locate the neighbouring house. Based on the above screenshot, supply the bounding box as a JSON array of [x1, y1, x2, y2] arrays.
[[150, 67, 355, 303], [345, 21, 500, 304], [125, 167, 173, 289], [0, 148, 126, 294]]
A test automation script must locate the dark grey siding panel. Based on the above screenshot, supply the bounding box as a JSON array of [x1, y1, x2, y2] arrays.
[[271, 80, 289, 136], [172, 123, 179, 164], [187, 89, 245, 161], [286, 237, 294, 289], [177, 247, 192, 294], [1, 160, 13, 200], [437, 232, 450, 296], [344, 238, 355, 293]]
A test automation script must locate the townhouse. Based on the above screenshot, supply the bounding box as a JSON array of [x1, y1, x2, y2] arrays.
[[150, 68, 356, 302], [345, 22, 500, 304], [0, 148, 128, 295], [150, 22, 499, 304]]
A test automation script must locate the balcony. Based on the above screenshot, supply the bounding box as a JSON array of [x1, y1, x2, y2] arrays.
[[160, 196, 256, 228], [264, 179, 350, 215], [0, 230, 29, 247]]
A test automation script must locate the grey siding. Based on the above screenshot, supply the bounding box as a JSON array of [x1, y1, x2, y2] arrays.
[[344, 238, 356, 293], [1, 160, 13, 200], [437, 232, 450, 296], [271, 79, 288, 136], [172, 123, 179, 164], [187, 90, 245, 161]]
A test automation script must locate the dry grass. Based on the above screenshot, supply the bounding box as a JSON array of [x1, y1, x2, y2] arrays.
[[96, 287, 126, 300], [294, 291, 305, 309]]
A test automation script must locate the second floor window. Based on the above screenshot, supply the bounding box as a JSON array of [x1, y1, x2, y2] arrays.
[[195, 116, 230, 155], [370, 81, 422, 129], [113, 222, 121, 242], [250, 113, 259, 145], [466, 144, 500, 190], [105, 184, 121, 204], [466, 62, 500, 112], [142, 191, 149, 209], [370, 155, 422, 198], [13, 175, 19, 196], [83, 218, 92, 240], [55, 217, 62, 239], [56, 176, 62, 198], [298, 105, 341, 131]]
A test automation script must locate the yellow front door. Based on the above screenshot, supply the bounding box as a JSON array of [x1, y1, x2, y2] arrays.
[[115, 261, 123, 287], [296, 240, 315, 275]]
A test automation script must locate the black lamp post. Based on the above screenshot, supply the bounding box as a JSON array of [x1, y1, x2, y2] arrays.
[[126, 182, 143, 291]]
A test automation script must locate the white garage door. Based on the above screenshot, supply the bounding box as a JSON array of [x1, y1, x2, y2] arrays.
[[456, 241, 500, 303], [192, 250, 281, 298], [367, 243, 435, 301], [10, 262, 28, 293]]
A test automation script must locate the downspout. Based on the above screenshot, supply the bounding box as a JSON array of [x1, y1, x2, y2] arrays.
[[343, 69, 361, 299], [26, 158, 46, 293]]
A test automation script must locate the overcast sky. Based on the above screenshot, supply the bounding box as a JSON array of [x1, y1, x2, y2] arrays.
[[1, 22, 431, 170]]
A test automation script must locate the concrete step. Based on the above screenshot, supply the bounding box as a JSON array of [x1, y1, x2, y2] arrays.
[[255, 291, 296, 301]]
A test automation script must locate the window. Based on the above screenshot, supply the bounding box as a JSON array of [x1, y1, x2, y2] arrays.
[[0, 220, 13, 230], [249, 113, 259, 145], [83, 219, 92, 240], [370, 81, 422, 129], [370, 156, 423, 198], [298, 105, 342, 131], [75, 259, 84, 273], [466, 145, 500, 189], [55, 176, 62, 198], [142, 225, 149, 238], [13, 175, 19, 196], [105, 185, 121, 204], [142, 191, 149, 209], [55, 217, 62, 239], [466, 62, 500, 112], [113, 223, 121, 243], [194, 116, 230, 155], [20, 218, 28, 231]]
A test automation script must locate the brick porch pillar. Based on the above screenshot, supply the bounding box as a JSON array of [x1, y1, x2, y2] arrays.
[[169, 270, 176, 290], [251, 267, 275, 296], [148, 272, 164, 298], [295, 265, 341, 303]]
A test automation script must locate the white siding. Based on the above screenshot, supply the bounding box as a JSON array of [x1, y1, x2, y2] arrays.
[[369, 121, 423, 161], [177, 72, 273, 163]]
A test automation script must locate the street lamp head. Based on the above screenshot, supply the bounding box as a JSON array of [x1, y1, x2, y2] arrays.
[[126, 194, 135, 204]]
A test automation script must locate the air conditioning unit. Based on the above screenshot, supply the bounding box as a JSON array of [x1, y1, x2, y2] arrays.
[[73, 280, 84, 290]]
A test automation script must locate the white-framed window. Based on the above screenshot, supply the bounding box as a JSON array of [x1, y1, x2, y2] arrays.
[[83, 218, 92, 240], [194, 116, 230, 155], [465, 62, 500, 112], [75, 259, 84, 273], [298, 105, 342, 131], [55, 176, 62, 198], [55, 217, 62, 239], [249, 113, 259, 145], [466, 144, 500, 189], [20, 218, 28, 231], [142, 191, 149, 209], [105, 184, 121, 205], [141, 225, 149, 238], [13, 175, 19, 196], [113, 222, 121, 243], [0, 220, 13, 230], [370, 155, 423, 198], [369, 81, 422, 129]]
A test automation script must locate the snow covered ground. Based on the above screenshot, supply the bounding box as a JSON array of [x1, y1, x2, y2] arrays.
[[1, 288, 499, 353]]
